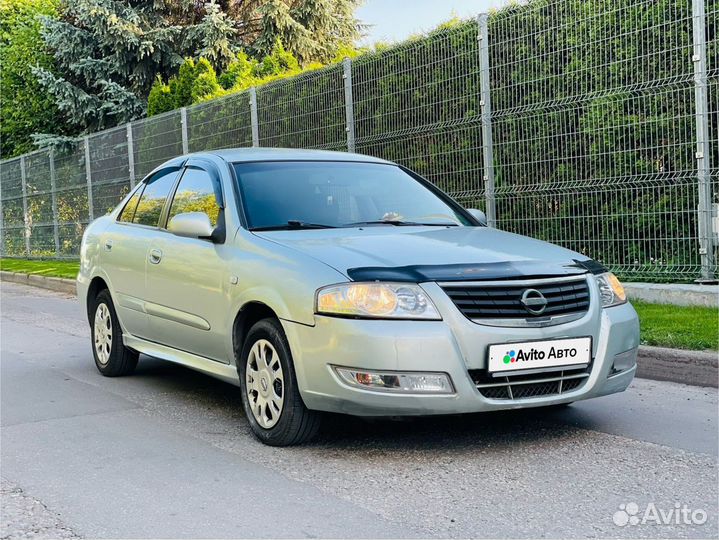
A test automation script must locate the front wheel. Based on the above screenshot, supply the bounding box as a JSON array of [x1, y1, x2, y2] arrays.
[[90, 289, 138, 377], [239, 318, 320, 446]]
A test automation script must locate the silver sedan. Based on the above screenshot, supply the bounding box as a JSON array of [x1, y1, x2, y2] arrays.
[[78, 148, 640, 445]]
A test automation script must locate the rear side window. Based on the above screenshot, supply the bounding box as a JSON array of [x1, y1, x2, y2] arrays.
[[133, 169, 179, 226], [167, 167, 221, 227], [118, 187, 143, 223]]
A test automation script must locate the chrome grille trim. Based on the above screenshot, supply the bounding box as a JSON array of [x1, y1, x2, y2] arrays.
[[474, 371, 589, 389]]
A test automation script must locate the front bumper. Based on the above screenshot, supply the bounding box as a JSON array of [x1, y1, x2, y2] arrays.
[[282, 280, 640, 416]]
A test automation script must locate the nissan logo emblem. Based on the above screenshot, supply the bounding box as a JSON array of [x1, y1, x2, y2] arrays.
[[520, 289, 548, 315]]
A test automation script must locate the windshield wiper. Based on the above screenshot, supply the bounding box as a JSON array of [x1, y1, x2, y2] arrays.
[[343, 220, 459, 227], [251, 220, 338, 231]]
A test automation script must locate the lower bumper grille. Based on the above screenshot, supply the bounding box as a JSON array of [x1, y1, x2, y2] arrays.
[[469, 367, 590, 400]]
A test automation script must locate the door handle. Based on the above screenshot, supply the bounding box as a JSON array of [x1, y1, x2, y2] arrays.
[[149, 248, 163, 264], [104, 239, 113, 251]]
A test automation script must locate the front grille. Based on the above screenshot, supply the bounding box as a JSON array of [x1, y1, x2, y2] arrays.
[[469, 367, 590, 400], [441, 276, 590, 324]]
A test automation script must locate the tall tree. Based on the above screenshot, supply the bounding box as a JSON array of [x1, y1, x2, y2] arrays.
[[0, 0, 65, 157], [32, 0, 183, 135], [254, 0, 362, 63], [33, 0, 362, 139]]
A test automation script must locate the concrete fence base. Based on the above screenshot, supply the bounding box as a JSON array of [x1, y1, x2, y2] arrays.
[[625, 282, 718, 308]]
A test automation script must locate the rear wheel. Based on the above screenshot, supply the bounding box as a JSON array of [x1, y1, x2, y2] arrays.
[[239, 318, 320, 446], [90, 289, 138, 376]]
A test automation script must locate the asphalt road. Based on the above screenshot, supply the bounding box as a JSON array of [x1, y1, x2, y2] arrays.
[[1, 281, 717, 539]]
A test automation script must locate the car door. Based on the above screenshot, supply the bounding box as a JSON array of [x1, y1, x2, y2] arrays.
[[144, 160, 229, 363], [100, 167, 181, 340]]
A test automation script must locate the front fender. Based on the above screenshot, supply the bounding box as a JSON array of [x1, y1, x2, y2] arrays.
[[223, 231, 348, 363]]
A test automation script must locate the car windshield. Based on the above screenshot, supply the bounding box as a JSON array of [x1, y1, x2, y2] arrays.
[[233, 161, 473, 230]]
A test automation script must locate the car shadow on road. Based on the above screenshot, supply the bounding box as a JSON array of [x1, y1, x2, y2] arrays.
[[131, 356, 590, 453]]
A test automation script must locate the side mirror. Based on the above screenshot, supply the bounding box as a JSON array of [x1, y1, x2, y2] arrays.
[[466, 208, 487, 226], [167, 212, 215, 240]]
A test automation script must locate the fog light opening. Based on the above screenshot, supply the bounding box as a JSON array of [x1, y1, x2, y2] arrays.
[[334, 367, 454, 394], [610, 348, 637, 375]]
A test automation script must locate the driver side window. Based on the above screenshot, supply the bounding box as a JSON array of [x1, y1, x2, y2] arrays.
[[132, 169, 179, 227], [166, 168, 220, 228]]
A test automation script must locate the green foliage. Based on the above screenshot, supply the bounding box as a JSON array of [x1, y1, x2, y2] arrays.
[[147, 42, 330, 115], [23, 0, 361, 139], [191, 59, 222, 102], [33, 0, 181, 134], [254, 0, 362, 63], [634, 301, 719, 351], [0, 0, 66, 157], [148, 57, 223, 115], [0, 258, 80, 279], [218, 51, 254, 89], [185, 0, 236, 71], [147, 77, 175, 117], [175, 58, 199, 108], [254, 39, 300, 77]]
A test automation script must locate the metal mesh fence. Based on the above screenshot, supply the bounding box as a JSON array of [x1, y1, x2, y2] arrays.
[[188, 91, 254, 152], [1, 0, 716, 282], [257, 65, 347, 150], [489, 0, 704, 279]]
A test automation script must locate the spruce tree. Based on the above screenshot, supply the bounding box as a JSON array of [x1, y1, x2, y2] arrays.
[[33, 0, 182, 134], [32, 0, 362, 139]]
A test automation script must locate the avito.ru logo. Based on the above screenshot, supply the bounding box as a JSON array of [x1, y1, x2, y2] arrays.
[[503, 347, 578, 364], [613, 502, 707, 527]]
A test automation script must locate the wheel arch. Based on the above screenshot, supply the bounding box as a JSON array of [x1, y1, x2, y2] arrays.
[[232, 301, 280, 370], [86, 276, 110, 323]]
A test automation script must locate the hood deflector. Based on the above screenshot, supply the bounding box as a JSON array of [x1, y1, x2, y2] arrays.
[[346, 259, 607, 283]]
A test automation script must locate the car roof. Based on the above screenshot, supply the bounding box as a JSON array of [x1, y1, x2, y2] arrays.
[[205, 147, 393, 164]]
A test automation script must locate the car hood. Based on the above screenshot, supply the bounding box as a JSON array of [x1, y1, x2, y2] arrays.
[[255, 226, 596, 281]]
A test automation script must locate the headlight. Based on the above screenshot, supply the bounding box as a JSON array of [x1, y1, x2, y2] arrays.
[[316, 282, 441, 320], [596, 272, 626, 308]]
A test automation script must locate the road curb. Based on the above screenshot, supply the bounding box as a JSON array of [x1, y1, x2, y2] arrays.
[[637, 345, 717, 388], [0, 271, 76, 296], [1, 272, 716, 387]]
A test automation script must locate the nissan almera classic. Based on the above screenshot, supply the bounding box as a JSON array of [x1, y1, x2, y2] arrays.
[[78, 148, 640, 446]]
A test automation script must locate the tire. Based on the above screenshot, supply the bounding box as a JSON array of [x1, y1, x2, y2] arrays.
[[239, 318, 321, 446], [90, 289, 138, 377]]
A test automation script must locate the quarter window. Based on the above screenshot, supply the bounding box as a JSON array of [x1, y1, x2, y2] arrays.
[[133, 169, 179, 227], [167, 168, 220, 228], [118, 186, 143, 223]]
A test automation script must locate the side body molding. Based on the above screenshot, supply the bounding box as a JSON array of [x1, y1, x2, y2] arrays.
[[116, 293, 211, 331]]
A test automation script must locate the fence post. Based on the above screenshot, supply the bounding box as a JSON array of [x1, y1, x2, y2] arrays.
[[20, 156, 30, 256], [343, 58, 356, 152], [49, 149, 60, 257], [249, 87, 259, 147], [84, 136, 94, 222], [180, 107, 189, 154], [127, 123, 136, 188], [478, 13, 497, 228], [692, 0, 715, 281]]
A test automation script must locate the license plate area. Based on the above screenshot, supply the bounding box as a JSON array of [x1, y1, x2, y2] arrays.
[[487, 337, 592, 377]]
